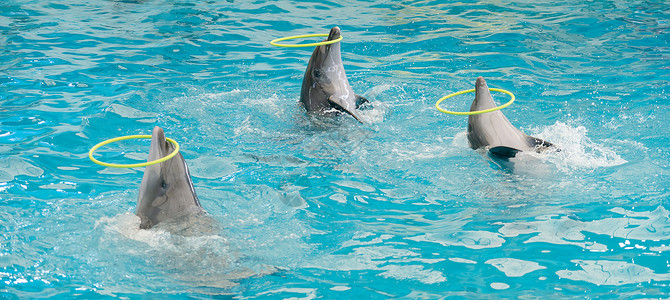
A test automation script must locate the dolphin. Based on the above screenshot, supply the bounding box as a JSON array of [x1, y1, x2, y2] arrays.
[[300, 26, 369, 123], [467, 76, 555, 158], [136, 126, 205, 229]]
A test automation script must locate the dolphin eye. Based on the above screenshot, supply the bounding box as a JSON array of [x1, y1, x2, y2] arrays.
[[313, 69, 321, 78]]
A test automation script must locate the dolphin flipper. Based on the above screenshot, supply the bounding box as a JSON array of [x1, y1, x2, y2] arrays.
[[329, 95, 364, 123], [490, 137, 556, 158], [489, 146, 522, 158], [355, 94, 370, 109], [528, 136, 555, 151]]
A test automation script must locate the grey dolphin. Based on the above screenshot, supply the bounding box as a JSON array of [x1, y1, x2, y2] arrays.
[[300, 26, 369, 123], [467, 76, 555, 158], [136, 126, 205, 229]]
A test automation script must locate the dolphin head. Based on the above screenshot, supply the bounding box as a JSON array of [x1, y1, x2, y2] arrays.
[[300, 27, 363, 120], [136, 126, 202, 229]]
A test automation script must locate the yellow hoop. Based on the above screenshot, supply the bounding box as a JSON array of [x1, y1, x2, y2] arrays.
[[435, 88, 515, 115], [270, 33, 343, 48], [88, 135, 180, 168]]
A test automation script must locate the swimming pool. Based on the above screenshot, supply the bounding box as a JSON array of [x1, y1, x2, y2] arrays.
[[1, 0, 669, 298]]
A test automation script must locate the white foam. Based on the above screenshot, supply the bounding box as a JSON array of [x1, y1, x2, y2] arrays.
[[532, 121, 627, 171], [358, 100, 389, 124], [94, 213, 266, 291], [450, 131, 470, 149], [95, 212, 231, 261], [366, 84, 396, 98], [241, 93, 286, 119], [107, 103, 156, 120], [233, 116, 268, 137], [95, 213, 178, 250], [202, 89, 248, 99]]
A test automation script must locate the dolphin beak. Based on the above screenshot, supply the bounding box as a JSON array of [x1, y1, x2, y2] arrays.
[[152, 126, 165, 142], [149, 126, 169, 161], [472, 76, 495, 110], [475, 76, 490, 98], [328, 26, 341, 41]]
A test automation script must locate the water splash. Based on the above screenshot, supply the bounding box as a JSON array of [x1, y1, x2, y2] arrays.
[[94, 213, 266, 292], [533, 121, 627, 171]]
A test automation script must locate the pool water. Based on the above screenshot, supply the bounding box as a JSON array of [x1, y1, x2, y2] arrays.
[[2, 0, 669, 298]]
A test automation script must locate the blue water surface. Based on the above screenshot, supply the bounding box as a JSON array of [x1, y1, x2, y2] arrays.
[[1, 0, 669, 298]]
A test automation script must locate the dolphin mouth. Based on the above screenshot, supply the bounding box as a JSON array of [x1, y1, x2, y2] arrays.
[[327, 26, 341, 41]]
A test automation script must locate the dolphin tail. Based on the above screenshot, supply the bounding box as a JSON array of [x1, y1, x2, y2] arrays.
[[328, 95, 365, 123]]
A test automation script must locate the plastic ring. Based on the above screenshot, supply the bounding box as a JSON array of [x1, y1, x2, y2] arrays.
[[435, 88, 515, 115], [89, 135, 180, 168], [270, 33, 343, 48]]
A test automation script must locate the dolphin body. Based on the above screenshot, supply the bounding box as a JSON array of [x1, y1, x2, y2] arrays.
[[300, 26, 369, 123], [136, 126, 205, 229], [467, 77, 555, 158]]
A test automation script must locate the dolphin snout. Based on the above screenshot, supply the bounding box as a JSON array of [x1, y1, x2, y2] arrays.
[[476, 76, 487, 88], [150, 126, 170, 159], [152, 126, 165, 142], [328, 26, 341, 40], [474, 76, 490, 97]]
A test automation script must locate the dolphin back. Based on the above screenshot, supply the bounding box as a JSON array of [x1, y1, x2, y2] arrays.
[[136, 126, 203, 229]]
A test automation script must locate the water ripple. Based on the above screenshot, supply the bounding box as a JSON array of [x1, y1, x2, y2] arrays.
[[1, 0, 669, 298]]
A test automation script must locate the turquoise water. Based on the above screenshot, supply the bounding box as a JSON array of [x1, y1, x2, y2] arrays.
[[2, 0, 669, 298]]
